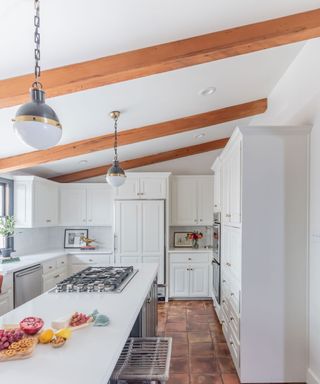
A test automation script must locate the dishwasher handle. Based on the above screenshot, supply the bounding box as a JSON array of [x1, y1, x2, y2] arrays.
[[14, 264, 41, 278]]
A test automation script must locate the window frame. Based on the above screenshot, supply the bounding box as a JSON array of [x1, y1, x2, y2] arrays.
[[0, 177, 14, 217]]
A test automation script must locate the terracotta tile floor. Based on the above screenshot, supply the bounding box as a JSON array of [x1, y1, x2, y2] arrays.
[[158, 300, 240, 384]]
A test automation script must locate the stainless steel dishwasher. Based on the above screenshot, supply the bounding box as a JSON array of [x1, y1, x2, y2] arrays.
[[14, 264, 42, 308]]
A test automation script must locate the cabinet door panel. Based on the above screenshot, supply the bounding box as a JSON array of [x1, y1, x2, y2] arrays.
[[222, 156, 231, 223], [229, 139, 241, 225], [213, 160, 221, 212], [115, 177, 140, 199], [115, 201, 142, 262], [34, 181, 59, 227], [142, 201, 164, 283], [171, 177, 198, 225], [0, 293, 11, 316], [170, 263, 189, 297], [143, 256, 163, 284], [87, 185, 113, 226], [189, 263, 209, 297], [139, 177, 166, 199], [60, 187, 87, 226], [198, 178, 214, 225]]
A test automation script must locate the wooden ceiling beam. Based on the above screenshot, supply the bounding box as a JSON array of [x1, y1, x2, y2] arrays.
[[51, 138, 229, 183], [0, 9, 319, 108], [0, 98, 267, 173]]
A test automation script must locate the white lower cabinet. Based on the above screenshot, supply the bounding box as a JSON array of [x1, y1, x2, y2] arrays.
[[69, 253, 112, 274], [189, 263, 209, 297], [0, 291, 13, 316], [170, 264, 189, 297], [42, 256, 68, 292], [169, 252, 211, 298]]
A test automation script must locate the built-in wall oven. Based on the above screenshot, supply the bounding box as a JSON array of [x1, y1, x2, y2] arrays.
[[212, 212, 221, 304]]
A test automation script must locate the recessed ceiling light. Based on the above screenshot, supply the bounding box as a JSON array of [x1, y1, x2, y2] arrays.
[[199, 86, 216, 96], [195, 133, 206, 140], [79, 160, 88, 165]]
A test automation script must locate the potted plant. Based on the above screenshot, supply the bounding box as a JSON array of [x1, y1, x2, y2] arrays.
[[186, 231, 203, 249], [0, 216, 15, 257]]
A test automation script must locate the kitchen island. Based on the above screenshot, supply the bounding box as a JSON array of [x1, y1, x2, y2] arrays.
[[0, 263, 158, 384]]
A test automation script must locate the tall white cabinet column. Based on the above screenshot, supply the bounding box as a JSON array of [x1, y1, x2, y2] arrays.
[[115, 200, 165, 283], [215, 126, 310, 383]]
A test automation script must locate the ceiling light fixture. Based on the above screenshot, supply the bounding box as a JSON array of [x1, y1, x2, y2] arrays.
[[195, 133, 206, 139], [12, 0, 62, 150], [199, 86, 216, 96], [106, 111, 126, 187]]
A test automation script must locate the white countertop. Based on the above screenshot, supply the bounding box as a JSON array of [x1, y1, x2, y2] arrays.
[[0, 263, 158, 384], [169, 248, 212, 253], [0, 249, 113, 275]]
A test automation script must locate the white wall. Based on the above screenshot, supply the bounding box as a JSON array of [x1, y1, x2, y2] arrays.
[[14, 226, 113, 256], [253, 38, 320, 384], [309, 111, 320, 384]]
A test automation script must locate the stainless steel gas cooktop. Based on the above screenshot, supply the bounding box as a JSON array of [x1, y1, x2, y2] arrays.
[[50, 266, 138, 293]]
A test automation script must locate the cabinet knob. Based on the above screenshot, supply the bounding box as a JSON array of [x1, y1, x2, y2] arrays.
[[214, 204, 218, 207], [190, 268, 193, 271], [200, 219, 203, 222], [222, 279, 226, 283], [230, 317, 234, 321], [53, 274, 60, 279], [89, 259, 93, 262], [230, 341, 234, 346], [188, 258, 192, 261], [194, 219, 197, 222], [222, 300, 226, 303], [83, 219, 86, 222], [226, 262, 231, 267], [230, 292, 234, 296]]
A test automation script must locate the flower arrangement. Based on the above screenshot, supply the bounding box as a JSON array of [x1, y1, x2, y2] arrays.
[[0, 216, 15, 257], [186, 231, 203, 248]]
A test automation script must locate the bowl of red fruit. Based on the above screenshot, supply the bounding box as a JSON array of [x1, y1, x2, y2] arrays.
[[20, 317, 44, 335]]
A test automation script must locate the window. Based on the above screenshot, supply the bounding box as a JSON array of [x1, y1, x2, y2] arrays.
[[0, 178, 14, 217]]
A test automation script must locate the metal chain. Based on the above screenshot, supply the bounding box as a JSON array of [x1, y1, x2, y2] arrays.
[[114, 116, 118, 161], [33, 0, 42, 89]]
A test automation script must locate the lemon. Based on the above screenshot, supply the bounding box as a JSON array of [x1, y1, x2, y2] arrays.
[[55, 328, 72, 340], [39, 329, 54, 344]]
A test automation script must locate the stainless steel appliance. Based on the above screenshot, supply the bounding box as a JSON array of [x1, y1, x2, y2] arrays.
[[14, 264, 42, 308], [212, 212, 221, 304], [51, 266, 138, 293]]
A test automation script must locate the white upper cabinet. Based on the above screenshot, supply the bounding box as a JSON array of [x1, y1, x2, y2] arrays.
[[115, 177, 140, 199], [115, 200, 165, 283], [14, 176, 59, 228], [171, 176, 214, 226], [221, 137, 242, 226], [59, 184, 113, 226], [60, 185, 87, 226], [115, 173, 170, 199], [212, 157, 222, 212], [86, 185, 113, 226]]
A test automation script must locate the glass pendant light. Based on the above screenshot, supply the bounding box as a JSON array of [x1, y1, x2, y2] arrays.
[[12, 0, 62, 150], [106, 111, 126, 187]]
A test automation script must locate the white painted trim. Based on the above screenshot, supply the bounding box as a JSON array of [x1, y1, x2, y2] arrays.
[[238, 125, 312, 135], [307, 369, 320, 384]]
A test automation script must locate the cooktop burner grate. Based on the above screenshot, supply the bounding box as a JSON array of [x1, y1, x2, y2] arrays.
[[50, 266, 138, 293]]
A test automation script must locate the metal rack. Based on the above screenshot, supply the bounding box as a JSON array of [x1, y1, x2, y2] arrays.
[[111, 337, 172, 383]]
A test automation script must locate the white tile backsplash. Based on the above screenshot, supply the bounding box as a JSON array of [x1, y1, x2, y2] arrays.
[[14, 226, 113, 256]]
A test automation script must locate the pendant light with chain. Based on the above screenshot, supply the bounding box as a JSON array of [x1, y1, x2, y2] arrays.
[[12, 0, 62, 150], [106, 111, 126, 187]]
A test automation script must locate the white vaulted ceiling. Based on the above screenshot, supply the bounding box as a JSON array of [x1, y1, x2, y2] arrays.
[[0, 0, 319, 178]]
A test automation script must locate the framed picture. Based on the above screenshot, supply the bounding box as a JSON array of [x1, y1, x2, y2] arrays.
[[174, 232, 193, 248], [64, 229, 88, 249]]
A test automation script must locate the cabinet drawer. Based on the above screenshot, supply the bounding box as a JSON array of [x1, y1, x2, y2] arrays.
[[170, 253, 210, 263], [2, 274, 13, 292], [229, 304, 240, 342], [70, 254, 111, 265], [42, 259, 57, 274], [56, 256, 67, 269], [229, 329, 240, 370]]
